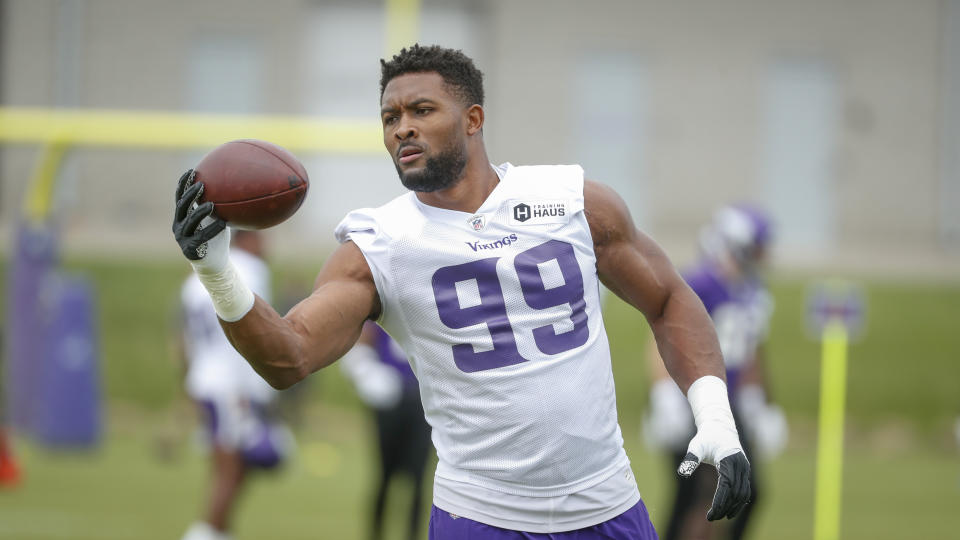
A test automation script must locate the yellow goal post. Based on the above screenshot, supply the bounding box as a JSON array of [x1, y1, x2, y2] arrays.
[[0, 0, 421, 225], [0, 107, 383, 225]]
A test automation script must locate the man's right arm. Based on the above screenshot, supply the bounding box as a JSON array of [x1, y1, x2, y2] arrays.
[[173, 169, 380, 390], [219, 241, 381, 390]]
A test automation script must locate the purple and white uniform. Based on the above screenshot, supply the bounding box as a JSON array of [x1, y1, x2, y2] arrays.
[[336, 163, 648, 535], [682, 262, 773, 396], [181, 247, 287, 467]]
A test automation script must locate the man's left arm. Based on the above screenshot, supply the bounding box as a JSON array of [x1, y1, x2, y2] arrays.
[[584, 179, 752, 521]]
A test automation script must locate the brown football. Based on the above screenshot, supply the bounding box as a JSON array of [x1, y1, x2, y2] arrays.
[[194, 139, 309, 230]]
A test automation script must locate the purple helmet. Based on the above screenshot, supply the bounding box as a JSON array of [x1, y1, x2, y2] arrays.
[[699, 203, 772, 271]]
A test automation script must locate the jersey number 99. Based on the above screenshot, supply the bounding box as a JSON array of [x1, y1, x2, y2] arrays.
[[431, 240, 589, 373]]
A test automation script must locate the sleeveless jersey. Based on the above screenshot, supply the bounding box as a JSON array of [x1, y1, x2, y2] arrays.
[[182, 248, 276, 403], [335, 163, 638, 532]]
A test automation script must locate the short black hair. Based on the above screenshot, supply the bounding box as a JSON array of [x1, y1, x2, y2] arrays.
[[380, 44, 484, 106]]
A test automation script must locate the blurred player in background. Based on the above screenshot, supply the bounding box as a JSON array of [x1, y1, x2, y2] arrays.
[[0, 332, 22, 488], [342, 322, 433, 540], [645, 204, 787, 540], [178, 230, 292, 540], [172, 44, 752, 539]]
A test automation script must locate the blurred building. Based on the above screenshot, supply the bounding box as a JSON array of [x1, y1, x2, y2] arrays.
[[1, 0, 959, 276]]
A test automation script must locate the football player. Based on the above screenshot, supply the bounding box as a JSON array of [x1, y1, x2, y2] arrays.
[[178, 230, 292, 540], [644, 204, 787, 540], [173, 44, 751, 539], [341, 322, 432, 540]]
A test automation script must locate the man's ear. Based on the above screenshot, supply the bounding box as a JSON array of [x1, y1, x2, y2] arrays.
[[466, 104, 484, 135]]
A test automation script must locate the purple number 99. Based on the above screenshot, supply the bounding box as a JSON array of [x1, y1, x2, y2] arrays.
[[514, 240, 589, 354], [432, 240, 588, 372], [431, 258, 526, 373]]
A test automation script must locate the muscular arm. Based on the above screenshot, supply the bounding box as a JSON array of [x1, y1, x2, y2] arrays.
[[218, 241, 381, 389], [585, 180, 724, 393]]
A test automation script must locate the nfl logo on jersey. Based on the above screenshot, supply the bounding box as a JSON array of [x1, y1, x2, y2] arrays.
[[468, 214, 486, 231]]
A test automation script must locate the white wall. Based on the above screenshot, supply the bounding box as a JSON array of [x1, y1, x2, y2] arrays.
[[1, 0, 955, 275]]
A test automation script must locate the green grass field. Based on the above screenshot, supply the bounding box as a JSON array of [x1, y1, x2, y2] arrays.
[[1, 257, 959, 539]]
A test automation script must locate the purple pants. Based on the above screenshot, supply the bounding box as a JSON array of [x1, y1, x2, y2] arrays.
[[428, 500, 659, 540]]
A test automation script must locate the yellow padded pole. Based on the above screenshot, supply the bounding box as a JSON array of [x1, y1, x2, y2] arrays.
[[24, 141, 69, 224], [813, 320, 848, 540]]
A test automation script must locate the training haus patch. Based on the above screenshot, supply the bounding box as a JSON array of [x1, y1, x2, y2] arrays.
[[508, 199, 570, 226]]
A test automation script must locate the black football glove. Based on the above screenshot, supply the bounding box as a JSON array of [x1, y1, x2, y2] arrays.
[[172, 169, 226, 261], [678, 450, 752, 521]]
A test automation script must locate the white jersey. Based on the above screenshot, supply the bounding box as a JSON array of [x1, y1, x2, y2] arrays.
[[335, 163, 639, 532], [181, 248, 276, 403]]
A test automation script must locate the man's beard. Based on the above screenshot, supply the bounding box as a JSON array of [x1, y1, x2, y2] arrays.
[[396, 142, 468, 193]]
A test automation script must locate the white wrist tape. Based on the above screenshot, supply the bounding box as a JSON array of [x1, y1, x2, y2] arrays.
[[684, 375, 744, 465], [687, 375, 737, 431], [191, 258, 255, 323]]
